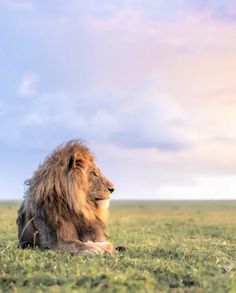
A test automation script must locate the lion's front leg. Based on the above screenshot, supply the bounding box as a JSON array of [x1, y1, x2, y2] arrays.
[[56, 239, 113, 254], [55, 219, 113, 254], [86, 241, 113, 254]]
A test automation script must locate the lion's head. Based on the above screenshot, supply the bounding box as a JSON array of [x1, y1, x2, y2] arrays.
[[27, 140, 115, 224]]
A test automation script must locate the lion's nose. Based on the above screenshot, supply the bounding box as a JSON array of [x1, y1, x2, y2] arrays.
[[108, 186, 115, 194]]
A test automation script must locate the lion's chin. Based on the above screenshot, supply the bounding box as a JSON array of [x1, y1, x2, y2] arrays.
[[95, 199, 110, 209]]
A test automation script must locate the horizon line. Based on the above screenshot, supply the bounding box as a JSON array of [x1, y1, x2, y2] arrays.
[[1, 198, 236, 202]]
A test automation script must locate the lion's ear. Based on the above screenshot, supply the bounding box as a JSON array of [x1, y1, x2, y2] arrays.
[[68, 152, 83, 169]]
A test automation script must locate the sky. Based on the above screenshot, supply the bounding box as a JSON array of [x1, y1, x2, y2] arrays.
[[0, 0, 236, 200]]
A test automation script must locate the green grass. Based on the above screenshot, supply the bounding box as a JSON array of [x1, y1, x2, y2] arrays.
[[0, 200, 236, 292]]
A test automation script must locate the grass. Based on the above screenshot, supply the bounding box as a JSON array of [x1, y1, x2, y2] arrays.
[[0, 200, 236, 292]]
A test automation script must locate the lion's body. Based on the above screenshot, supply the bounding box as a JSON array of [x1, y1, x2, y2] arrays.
[[17, 140, 114, 254]]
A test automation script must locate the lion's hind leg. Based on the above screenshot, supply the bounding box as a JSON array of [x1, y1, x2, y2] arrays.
[[17, 202, 39, 248], [17, 202, 27, 247]]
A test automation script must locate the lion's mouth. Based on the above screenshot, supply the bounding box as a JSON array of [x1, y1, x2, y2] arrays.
[[95, 195, 110, 201], [95, 197, 110, 208]]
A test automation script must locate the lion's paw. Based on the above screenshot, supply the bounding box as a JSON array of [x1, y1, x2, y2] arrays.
[[85, 241, 113, 254]]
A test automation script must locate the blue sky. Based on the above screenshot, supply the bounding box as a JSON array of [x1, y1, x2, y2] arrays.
[[0, 0, 236, 199]]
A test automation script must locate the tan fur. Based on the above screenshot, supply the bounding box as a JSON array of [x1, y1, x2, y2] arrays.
[[17, 140, 115, 254]]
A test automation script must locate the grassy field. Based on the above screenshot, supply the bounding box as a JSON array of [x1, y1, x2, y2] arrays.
[[0, 200, 236, 292]]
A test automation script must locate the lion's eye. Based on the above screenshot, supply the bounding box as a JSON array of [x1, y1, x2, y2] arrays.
[[92, 172, 99, 177]]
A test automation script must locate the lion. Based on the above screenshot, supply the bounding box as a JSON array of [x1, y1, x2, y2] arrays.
[[17, 140, 115, 254]]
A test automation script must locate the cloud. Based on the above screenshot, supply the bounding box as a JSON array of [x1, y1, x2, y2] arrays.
[[92, 140, 236, 200], [1, 84, 193, 151], [18, 73, 40, 96], [86, 6, 236, 53], [158, 175, 236, 199], [110, 94, 191, 150]]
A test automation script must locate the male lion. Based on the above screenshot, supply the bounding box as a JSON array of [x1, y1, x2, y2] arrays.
[[17, 140, 115, 254]]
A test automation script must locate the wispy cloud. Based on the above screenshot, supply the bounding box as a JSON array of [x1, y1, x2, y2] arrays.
[[0, 87, 191, 151], [18, 73, 39, 97]]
